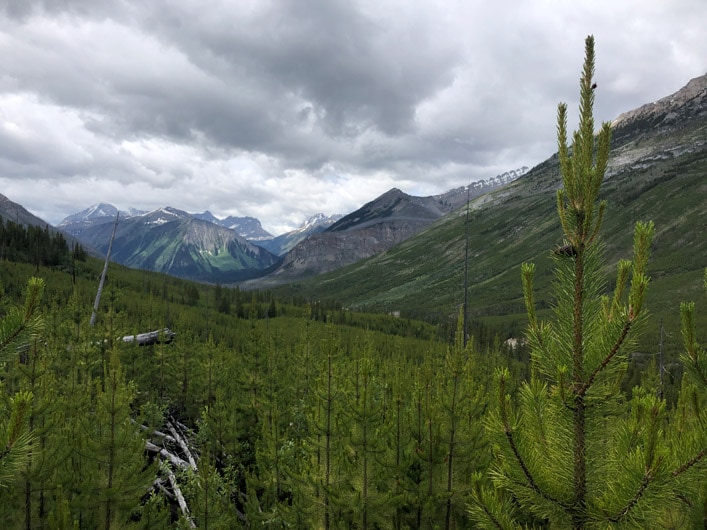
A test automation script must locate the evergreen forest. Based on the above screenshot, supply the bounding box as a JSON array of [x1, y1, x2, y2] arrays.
[[0, 37, 705, 529]]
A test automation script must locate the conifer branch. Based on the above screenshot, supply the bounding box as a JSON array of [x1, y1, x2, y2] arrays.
[[586, 201, 606, 245], [477, 504, 505, 530], [469, 481, 510, 530], [671, 447, 706, 478], [578, 319, 632, 397], [502, 427, 565, 507], [609, 260, 632, 321], [680, 301, 707, 386], [0, 278, 44, 355], [0, 318, 27, 356], [497, 370, 556, 505], [608, 467, 656, 523], [557, 103, 570, 189]]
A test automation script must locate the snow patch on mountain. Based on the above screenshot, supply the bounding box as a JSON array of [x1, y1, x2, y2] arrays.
[[59, 203, 146, 226], [298, 213, 343, 232]]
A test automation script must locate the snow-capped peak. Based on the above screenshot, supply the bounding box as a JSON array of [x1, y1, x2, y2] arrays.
[[142, 207, 189, 225], [297, 213, 343, 232], [58, 203, 118, 226], [59, 204, 148, 226]]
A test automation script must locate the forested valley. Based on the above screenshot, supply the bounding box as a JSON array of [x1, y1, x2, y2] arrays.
[[1, 38, 705, 529], [0, 221, 521, 528]]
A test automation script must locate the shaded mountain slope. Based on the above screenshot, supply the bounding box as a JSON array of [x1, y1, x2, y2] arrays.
[[0, 192, 98, 255], [78, 214, 281, 282]]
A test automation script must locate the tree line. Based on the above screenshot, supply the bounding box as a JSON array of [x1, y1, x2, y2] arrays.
[[0, 216, 87, 269]]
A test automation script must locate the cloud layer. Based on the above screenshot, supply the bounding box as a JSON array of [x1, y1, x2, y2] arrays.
[[1, 0, 705, 233]]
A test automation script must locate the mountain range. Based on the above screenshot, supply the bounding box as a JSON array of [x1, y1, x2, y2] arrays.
[[53, 168, 527, 283], [60, 204, 274, 241], [2, 72, 704, 328], [270, 73, 706, 331], [58, 206, 280, 282], [247, 169, 528, 286]]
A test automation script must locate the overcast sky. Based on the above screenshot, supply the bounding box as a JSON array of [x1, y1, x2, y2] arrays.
[[1, 0, 705, 234]]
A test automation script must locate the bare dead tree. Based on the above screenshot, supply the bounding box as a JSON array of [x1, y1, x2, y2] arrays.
[[90, 213, 119, 327]]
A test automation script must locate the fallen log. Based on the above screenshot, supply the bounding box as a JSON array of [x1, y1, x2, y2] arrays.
[[133, 420, 178, 444], [165, 465, 196, 529], [145, 441, 190, 469], [167, 421, 198, 471], [152, 478, 174, 500], [122, 328, 176, 346]]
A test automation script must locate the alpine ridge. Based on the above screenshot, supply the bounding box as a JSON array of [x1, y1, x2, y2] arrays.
[[243, 167, 530, 287]]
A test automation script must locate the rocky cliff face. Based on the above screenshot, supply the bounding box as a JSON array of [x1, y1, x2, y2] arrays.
[[611, 73, 706, 134], [268, 189, 436, 280], [275, 219, 428, 277], [607, 73, 706, 176], [219, 216, 273, 241]]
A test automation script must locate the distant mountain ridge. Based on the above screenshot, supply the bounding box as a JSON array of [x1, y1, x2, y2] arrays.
[[193, 212, 273, 241], [244, 167, 530, 286], [61, 205, 274, 241], [73, 213, 281, 282], [257, 213, 343, 257]]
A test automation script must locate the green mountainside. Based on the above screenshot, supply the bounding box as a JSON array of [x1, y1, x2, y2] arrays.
[[274, 74, 707, 343], [80, 214, 282, 282]]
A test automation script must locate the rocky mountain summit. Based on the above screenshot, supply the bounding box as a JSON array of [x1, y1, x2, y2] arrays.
[[611, 73, 706, 134], [257, 213, 343, 257], [193, 212, 273, 241], [607, 72, 706, 176], [59, 203, 146, 237]]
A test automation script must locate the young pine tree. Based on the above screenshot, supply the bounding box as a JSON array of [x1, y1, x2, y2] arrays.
[[337, 337, 396, 529], [0, 278, 43, 489], [471, 36, 703, 529], [668, 269, 707, 527], [81, 348, 155, 529]]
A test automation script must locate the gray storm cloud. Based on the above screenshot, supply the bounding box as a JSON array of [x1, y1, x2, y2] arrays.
[[1, 0, 705, 233]]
